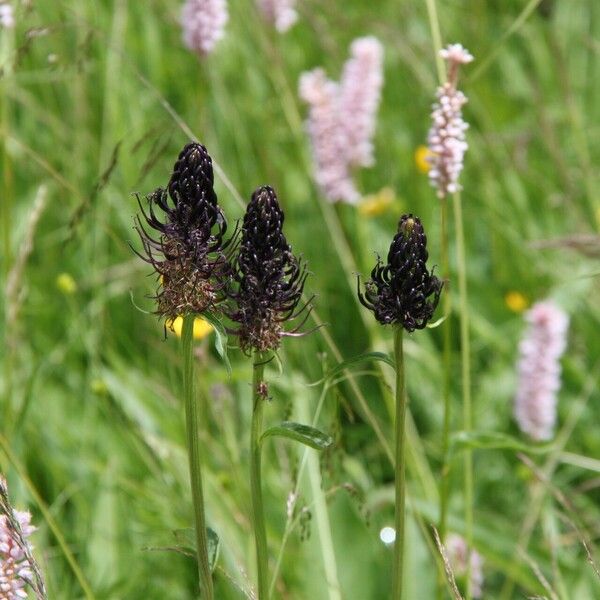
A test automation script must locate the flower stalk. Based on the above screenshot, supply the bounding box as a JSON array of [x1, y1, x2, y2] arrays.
[[358, 214, 441, 599], [250, 353, 269, 599], [438, 196, 452, 544], [182, 314, 213, 599], [392, 326, 407, 600], [135, 142, 230, 599], [228, 185, 311, 598], [453, 190, 473, 600]]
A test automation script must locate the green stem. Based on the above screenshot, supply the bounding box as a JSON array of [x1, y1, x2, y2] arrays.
[[182, 315, 213, 599], [250, 353, 269, 599], [393, 327, 407, 600], [438, 197, 452, 541], [424, 0, 447, 83], [438, 198, 452, 598], [1, 25, 14, 433], [453, 192, 473, 600]]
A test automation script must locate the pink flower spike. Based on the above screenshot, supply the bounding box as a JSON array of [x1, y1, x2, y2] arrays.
[[181, 0, 228, 57], [299, 69, 360, 204], [299, 37, 384, 204], [426, 43, 474, 198], [257, 0, 297, 32], [339, 36, 384, 168], [514, 301, 569, 441], [446, 534, 484, 598]]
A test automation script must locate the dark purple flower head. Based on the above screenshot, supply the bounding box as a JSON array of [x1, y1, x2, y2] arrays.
[[358, 214, 442, 331], [135, 142, 232, 318], [229, 185, 309, 353]]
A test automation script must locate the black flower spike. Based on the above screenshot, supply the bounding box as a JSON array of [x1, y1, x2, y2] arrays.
[[135, 142, 233, 318], [230, 185, 310, 353], [358, 214, 442, 331]]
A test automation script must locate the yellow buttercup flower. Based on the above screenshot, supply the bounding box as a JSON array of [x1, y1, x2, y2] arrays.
[[414, 145, 434, 174], [168, 316, 213, 340], [56, 272, 77, 295], [505, 291, 528, 313], [358, 187, 395, 217], [90, 378, 108, 395]]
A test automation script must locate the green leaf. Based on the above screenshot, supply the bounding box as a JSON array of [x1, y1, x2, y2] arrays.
[[202, 311, 231, 375], [206, 527, 220, 571], [426, 315, 447, 329], [449, 431, 555, 457], [172, 527, 220, 572], [261, 421, 333, 450], [309, 351, 395, 387]]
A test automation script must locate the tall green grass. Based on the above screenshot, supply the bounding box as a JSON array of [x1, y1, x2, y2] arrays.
[[1, 0, 600, 597]]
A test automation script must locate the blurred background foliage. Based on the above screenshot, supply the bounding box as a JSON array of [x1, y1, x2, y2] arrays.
[[1, 0, 600, 598]]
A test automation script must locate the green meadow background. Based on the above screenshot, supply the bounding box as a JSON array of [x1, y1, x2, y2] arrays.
[[1, 0, 600, 598]]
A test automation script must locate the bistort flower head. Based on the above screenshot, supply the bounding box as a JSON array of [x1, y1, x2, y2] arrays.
[[257, 0, 297, 32], [358, 214, 442, 331], [181, 0, 229, 57], [0, 477, 46, 599], [446, 534, 484, 598], [299, 69, 359, 204], [514, 300, 569, 441], [0, 2, 14, 29], [135, 142, 231, 319], [229, 185, 309, 353], [339, 36, 384, 168], [299, 36, 384, 204], [427, 43, 474, 198]]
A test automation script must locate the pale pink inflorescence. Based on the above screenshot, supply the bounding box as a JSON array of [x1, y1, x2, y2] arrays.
[[0, 2, 14, 29], [339, 37, 384, 168], [299, 37, 384, 203], [257, 0, 297, 32], [427, 43, 474, 199], [181, 0, 228, 57], [446, 534, 484, 598], [0, 510, 36, 599], [514, 301, 569, 441], [299, 69, 359, 203]]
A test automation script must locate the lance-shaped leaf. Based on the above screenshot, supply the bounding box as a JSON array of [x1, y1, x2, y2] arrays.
[[261, 421, 333, 450]]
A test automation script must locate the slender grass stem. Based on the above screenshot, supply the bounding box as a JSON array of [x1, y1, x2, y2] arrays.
[[393, 327, 407, 600], [1, 26, 14, 434], [424, 0, 446, 82], [182, 315, 213, 599], [452, 191, 473, 600], [438, 197, 452, 542], [250, 353, 269, 599], [437, 197, 452, 599]]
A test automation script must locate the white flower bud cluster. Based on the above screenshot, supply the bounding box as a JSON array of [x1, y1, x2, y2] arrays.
[[427, 44, 473, 198], [514, 301, 569, 441], [257, 0, 297, 33], [181, 0, 228, 57], [299, 37, 384, 203]]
